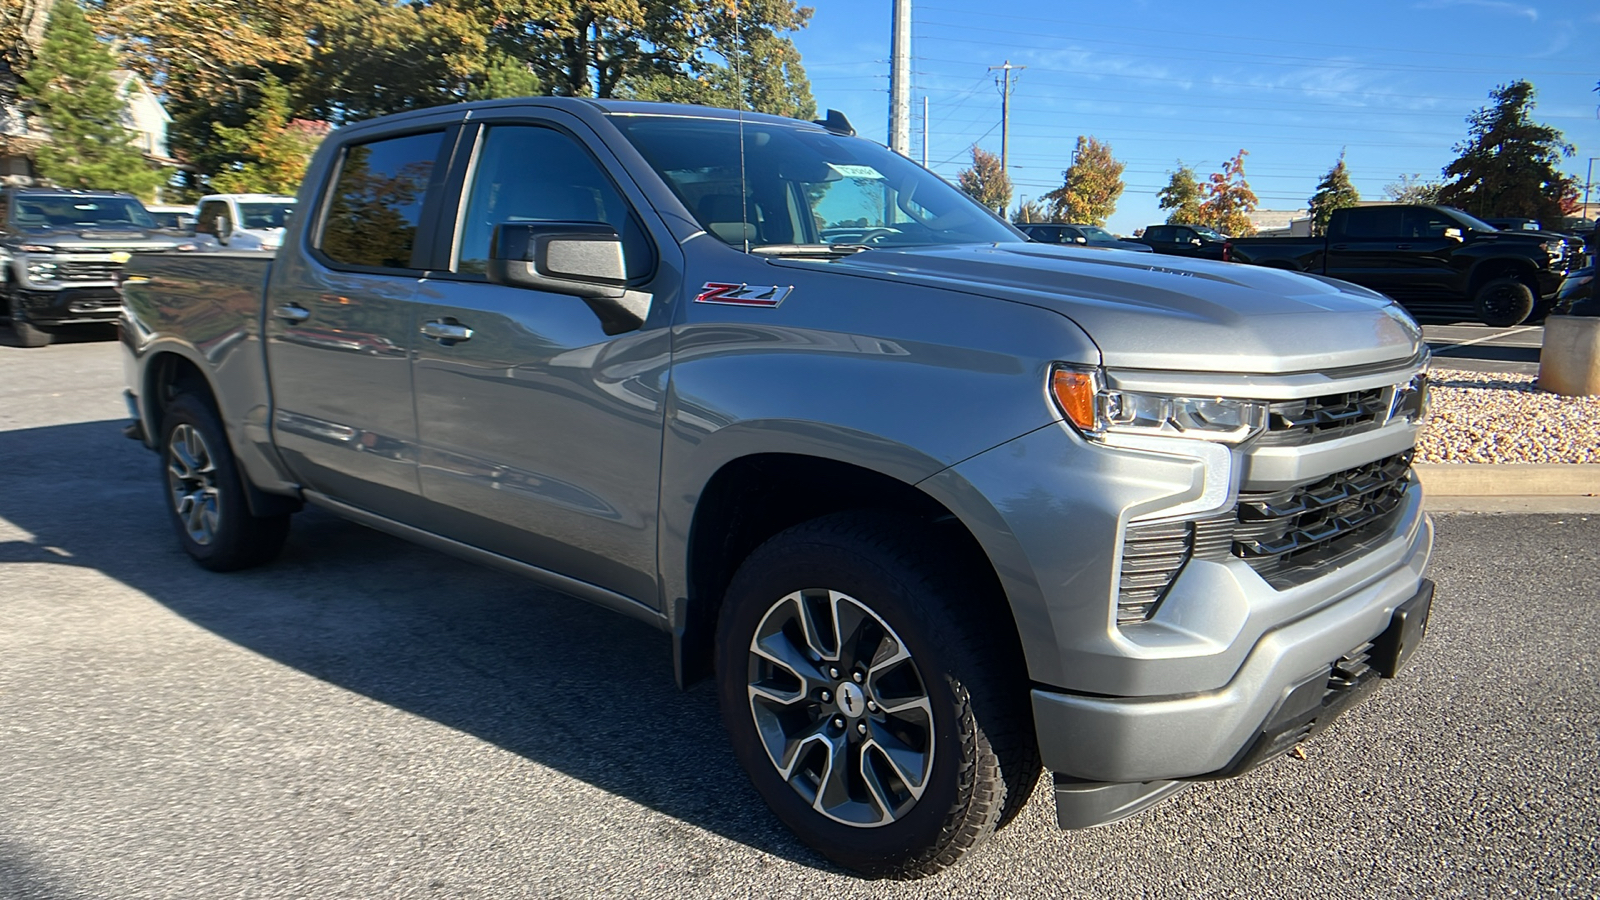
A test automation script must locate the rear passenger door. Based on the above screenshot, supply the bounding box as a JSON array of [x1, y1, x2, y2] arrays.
[[1325, 207, 1406, 295], [407, 111, 676, 607], [265, 118, 462, 520]]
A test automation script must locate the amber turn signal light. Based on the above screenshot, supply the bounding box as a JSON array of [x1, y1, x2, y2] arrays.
[[1051, 368, 1099, 432]]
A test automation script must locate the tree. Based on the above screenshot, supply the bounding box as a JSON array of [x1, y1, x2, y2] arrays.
[[1383, 173, 1444, 205], [18, 0, 162, 196], [207, 75, 324, 194], [1197, 149, 1258, 236], [1157, 162, 1203, 225], [957, 145, 1011, 214], [1012, 199, 1047, 224], [1307, 150, 1360, 236], [1040, 136, 1124, 226], [1436, 80, 1577, 221]]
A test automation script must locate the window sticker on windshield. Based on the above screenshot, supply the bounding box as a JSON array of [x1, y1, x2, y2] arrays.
[[827, 164, 884, 180]]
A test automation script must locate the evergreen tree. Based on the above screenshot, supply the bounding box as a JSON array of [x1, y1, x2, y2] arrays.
[[1307, 150, 1360, 236], [1436, 80, 1577, 221], [1197, 149, 1258, 236], [1040, 136, 1125, 226], [957, 145, 1011, 214], [19, 0, 161, 196], [1157, 163, 1204, 225], [208, 75, 324, 195]]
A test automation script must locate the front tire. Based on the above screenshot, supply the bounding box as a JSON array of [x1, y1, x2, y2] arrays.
[[11, 318, 53, 347], [716, 513, 1039, 878], [1473, 276, 1535, 327], [160, 393, 290, 571]]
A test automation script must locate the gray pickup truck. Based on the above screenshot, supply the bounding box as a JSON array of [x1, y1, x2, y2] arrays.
[[120, 98, 1435, 877]]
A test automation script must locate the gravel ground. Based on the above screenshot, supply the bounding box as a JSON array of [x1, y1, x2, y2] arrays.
[[1416, 368, 1600, 464]]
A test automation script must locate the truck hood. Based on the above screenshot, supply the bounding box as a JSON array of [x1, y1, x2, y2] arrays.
[[8, 227, 196, 250], [778, 243, 1424, 374]]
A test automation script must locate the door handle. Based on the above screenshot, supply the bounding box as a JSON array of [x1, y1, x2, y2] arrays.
[[1330, 244, 1348, 251], [420, 319, 473, 342], [1395, 244, 1412, 250], [273, 304, 310, 323]]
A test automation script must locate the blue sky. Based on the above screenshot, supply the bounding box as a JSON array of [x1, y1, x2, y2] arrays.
[[787, 0, 1600, 235]]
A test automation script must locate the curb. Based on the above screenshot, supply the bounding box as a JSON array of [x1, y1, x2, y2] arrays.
[[1415, 463, 1600, 514], [1413, 463, 1600, 497]]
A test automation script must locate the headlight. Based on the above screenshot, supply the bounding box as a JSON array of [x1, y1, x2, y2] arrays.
[[1544, 240, 1566, 260], [1050, 365, 1267, 444], [18, 244, 55, 253], [25, 261, 58, 281]]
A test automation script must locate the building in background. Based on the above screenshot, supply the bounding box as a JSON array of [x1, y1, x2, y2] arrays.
[[0, 70, 178, 192]]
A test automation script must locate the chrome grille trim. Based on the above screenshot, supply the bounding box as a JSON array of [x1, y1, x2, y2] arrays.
[[1256, 387, 1392, 446]]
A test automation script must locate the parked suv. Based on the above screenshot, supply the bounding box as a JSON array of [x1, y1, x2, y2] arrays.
[[0, 188, 196, 346]]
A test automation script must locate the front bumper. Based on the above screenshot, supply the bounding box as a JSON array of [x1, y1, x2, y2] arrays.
[[10, 286, 122, 326], [1033, 501, 1431, 786]]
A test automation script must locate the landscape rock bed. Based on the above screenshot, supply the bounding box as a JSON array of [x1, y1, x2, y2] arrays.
[[1416, 368, 1600, 464]]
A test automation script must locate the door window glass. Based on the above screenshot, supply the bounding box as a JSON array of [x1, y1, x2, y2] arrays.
[[1146, 226, 1172, 242], [455, 125, 653, 280], [1339, 207, 1403, 239], [1400, 208, 1457, 239], [319, 130, 446, 270]]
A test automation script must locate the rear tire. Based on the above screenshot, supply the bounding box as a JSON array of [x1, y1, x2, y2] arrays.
[[1472, 276, 1535, 327], [715, 512, 1039, 878], [159, 393, 290, 571]]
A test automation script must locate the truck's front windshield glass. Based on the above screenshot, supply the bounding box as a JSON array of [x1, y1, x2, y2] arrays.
[[1444, 208, 1498, 233], [612, 114, 1020, 251], [11, 195, 155, 230], [237, 202, 296, 230]]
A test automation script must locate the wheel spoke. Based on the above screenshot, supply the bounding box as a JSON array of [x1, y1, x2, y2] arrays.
[[811, 729, 855, 816], [857, 749, 899, 824], [864, 727, 930, 798], [752, 628, 827, 695]]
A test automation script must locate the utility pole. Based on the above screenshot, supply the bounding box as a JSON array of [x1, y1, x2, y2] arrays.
[[922, 96, 929, 168], [988, 60, 1024, 177], [888, 0, 911, 156]]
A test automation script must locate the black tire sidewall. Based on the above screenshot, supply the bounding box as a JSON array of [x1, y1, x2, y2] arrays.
[[715, 524, 982, 874], [1474, 277, 1535, 327]]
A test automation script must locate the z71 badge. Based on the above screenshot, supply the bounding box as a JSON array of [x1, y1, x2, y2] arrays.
[[695, 282, 793, 308]]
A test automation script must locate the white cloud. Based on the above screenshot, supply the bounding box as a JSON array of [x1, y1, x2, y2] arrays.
[[1412, 0, 1539, 22]]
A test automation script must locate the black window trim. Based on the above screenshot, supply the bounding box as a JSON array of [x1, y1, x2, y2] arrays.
[[422, 115, 661, 287], [308, 123, 465, 277]]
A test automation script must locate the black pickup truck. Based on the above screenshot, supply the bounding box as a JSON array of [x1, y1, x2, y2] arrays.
[[1228, 204, 1577, 326]]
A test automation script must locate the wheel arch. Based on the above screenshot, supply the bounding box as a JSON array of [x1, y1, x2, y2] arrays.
[[1466, 256, 1541, 297], [673, 452, 1023, 689]]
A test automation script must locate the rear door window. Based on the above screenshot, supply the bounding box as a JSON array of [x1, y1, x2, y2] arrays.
[[1338, 207, 1404, 239], [318, 130, 448, 270]]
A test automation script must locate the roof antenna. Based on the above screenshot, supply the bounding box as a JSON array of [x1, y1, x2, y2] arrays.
[[734, 0, 750, 253]]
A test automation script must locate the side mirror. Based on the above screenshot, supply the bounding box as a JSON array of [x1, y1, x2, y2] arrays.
[[1190, 237, 1203, 246], [1075, 236, 1088, 244], [1444, 227, 1463, 242], [487, 222, 647, 334], [214, 216, 232, 242]]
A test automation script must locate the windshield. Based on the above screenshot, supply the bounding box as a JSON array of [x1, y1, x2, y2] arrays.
[[11, 195, 155, 229], [237, 202, 295, 230], [1079, 226, 1116, 241], [1441, 208, 1498, 233], [1191, 225, 1227, 240], [612, 114, 1020, 250]]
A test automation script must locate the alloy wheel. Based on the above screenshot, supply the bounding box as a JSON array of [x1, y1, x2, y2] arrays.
[[746, 588, 935, 827], [166, 423, 221, 545]]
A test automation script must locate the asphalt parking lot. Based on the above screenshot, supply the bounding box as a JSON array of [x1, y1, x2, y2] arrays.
[[2, 339, 1597, 899], [1423, 322, 1544, 376]]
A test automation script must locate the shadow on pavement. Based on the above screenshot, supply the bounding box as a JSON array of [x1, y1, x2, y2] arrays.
[[0, 418, 830, 872]]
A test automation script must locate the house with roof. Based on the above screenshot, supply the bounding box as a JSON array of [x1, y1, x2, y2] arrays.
[[0, 70, 177, 191]]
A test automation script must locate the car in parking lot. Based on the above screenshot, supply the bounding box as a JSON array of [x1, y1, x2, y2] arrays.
[[1019, 223, 1153, 252]]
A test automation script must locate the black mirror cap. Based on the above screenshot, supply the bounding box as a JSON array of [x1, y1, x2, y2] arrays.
[[488, 221, 627, 300]]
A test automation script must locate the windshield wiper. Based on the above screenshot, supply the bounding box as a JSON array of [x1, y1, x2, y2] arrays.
[[748, 243, 874, 258]]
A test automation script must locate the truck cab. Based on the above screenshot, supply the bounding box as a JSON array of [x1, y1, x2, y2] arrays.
[[193, 193, 297, 252]]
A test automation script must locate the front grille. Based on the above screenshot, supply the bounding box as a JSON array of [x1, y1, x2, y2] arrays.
[[58, 260, 124, 281], [1193, 451, 1414, 588], [1256, 388, 1391, 445], [1117, 520, 1192, 624]]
